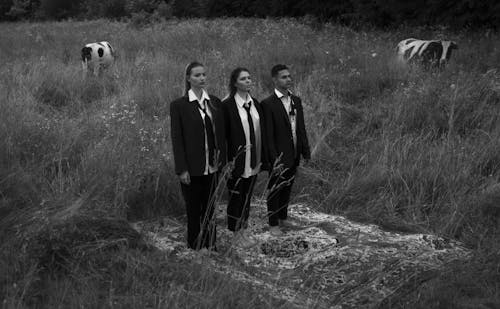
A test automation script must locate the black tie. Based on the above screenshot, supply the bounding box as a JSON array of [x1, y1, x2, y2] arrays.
[[198, 100, 216, 167], [243, 102, 257, 169], [289, 98, 296, 116], [288, 98, 297, 157]]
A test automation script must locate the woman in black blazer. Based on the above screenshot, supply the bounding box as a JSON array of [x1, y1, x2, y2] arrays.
[[221, 67, 268, 248], [170, 61, 226, 250]]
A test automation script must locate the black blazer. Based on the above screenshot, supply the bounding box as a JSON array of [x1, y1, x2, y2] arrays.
[[170, 94, 226, 176], [222, 96, 269, 177], [261, 92, 311, 169]]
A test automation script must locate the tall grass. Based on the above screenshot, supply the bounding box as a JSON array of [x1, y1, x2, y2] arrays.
[[0, 18, 499, 308]]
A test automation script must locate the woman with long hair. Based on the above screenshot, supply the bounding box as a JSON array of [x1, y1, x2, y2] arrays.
[[169, 61, 226, 250], [221, 67, 268, 248]]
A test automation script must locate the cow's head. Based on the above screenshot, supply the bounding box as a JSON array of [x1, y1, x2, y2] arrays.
[[81, 46, 92, 62]]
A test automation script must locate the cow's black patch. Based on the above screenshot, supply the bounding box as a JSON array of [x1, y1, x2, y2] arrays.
[[420, 41, 443, 65], [98, 48, 104, 57], [106, 42, 114, 57], [403, 46, 414, 60], [81, 47, 92, 62], [400, 39, 457, 69]]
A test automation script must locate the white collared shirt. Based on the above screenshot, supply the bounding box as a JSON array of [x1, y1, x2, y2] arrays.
[[188, 89, 217, 175], [235, 92, 261, 178], [274, 88, 297, 148]]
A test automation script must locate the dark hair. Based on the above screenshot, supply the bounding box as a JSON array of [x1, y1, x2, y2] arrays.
[[184, 61, 204, 96], [271, 64, 289, 77], [228, 67, 250, 98]]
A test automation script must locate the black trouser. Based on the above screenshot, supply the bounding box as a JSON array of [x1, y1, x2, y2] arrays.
[[267, 166, 296, 226], [227, 175, 257, 232], [180, 173, 217, 250]]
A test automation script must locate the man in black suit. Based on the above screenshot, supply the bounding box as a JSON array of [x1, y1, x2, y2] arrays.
[[262, 64, 311, 236]]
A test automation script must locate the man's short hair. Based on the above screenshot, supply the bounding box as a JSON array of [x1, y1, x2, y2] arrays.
[[271, 64, 289, 77]]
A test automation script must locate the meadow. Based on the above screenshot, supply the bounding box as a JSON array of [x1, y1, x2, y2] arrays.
[[0, 18, 499, 308]]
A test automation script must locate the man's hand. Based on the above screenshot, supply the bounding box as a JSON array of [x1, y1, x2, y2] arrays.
[[179, 171, 191, 185]]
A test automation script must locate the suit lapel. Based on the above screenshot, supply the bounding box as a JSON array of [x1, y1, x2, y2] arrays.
[[228, 97, 246, 140], [255, 102, 265, 134], [206, 99, 217, 123], [253, 101, 267, 146], [204, 98, 222, 150], [186, 97, 205, 130], [190, 95, 219, 127]]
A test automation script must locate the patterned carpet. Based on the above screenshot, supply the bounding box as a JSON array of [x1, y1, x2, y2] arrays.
[[136, 202, 471, 309]]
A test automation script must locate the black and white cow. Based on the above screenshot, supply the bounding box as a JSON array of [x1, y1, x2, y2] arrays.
[[396, 38, 458, 69], [81, 41, 115, 76]]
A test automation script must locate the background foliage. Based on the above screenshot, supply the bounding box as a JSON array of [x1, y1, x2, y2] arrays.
[[1, 0, 500, 29]]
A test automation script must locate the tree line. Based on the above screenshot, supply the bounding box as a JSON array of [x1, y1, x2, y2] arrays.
[[1, 0, 499, 29]]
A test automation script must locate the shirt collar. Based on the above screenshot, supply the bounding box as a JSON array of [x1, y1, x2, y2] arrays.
[[188, 88, 210, 105], [274, 88, 292, 99], [234, 92, 253, 108]]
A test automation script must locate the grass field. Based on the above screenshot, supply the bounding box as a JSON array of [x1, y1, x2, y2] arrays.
[[0, 18, 499, 308]]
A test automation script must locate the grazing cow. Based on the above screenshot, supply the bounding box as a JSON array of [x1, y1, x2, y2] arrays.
[[81, 41, 115, 76], [396, 38, 458, 69]]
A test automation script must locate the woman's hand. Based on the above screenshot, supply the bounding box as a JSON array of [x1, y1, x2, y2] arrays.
[[179, 171, 191, 185]]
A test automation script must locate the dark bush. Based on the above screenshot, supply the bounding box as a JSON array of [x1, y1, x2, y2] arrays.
[[154, 1, 173, 19], [125, 0, 160, 15], [36, 0, 82, 19], [171, 0, 209, 17], [2, 0, 499, 29], [99, 0, 127, 19], [82, 0, 127, 19], [6, 0, 33, 19]]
